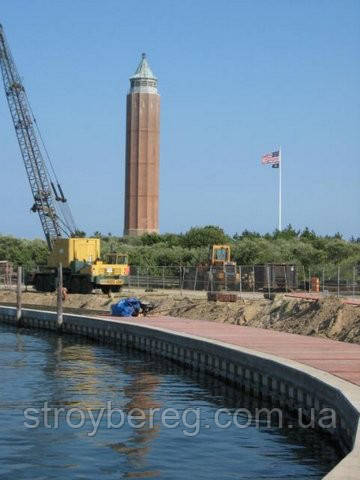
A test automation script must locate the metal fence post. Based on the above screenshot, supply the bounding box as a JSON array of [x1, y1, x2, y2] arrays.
[[284, 265, 288, 292], [57, 263, 63, 330], [302, 266, 306, 293], [239, 265, 242, 298], [179, 267, 183, 296], [16, 266, 22, 325], [137, 267, 140, 288], [266, 266, 271, 299], [162, 266, 165, 289], [209, 266, 213, 293], [308, 268, 311, 293], [337, 266, 340, 298], [322, 267, 325, 294], [252, 266, 255, 294], [194, 267, 198, 291], [353, 266, 356, 298]]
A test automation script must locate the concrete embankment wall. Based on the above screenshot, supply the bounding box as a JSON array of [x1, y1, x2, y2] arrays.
[[0, 306, 359, 479]]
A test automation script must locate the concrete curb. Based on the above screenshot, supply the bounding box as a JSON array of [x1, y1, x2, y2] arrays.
[[1, 305, 359, 479]]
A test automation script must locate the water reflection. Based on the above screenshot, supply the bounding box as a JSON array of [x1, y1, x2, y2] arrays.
[[0, 324, 343, 480], [110, 365, 162, 477]]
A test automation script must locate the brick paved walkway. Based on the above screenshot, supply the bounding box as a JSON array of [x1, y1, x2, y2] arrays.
[[104, 315, 360, 386]]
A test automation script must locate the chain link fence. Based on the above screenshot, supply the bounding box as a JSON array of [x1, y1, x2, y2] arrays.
[[0, 263, 359, 298], [0, 261, 18, 290], [125, 264, 360, 298]]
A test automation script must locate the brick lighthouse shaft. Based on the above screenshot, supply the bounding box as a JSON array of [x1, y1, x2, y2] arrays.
[[124, 53, 160, 237]]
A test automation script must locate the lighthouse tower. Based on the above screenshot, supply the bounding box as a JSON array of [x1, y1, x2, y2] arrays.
[[123, 53, 160, 237]]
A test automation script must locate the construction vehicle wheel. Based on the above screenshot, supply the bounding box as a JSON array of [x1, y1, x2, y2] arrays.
[[70, 277, 81, 294], [34, 273, 56, 292], [101, 286, 121, 294], [80, 278, 93, 294], [34, 274, 43, 292]]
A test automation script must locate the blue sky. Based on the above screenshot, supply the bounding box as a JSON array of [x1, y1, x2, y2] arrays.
[[0, 0, 359, 239]]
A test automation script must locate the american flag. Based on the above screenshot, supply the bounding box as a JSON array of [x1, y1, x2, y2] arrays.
[[261, 150, 280, 168]]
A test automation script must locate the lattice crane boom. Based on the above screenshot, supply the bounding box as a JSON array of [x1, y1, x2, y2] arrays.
[[0, 24, 76, 249]]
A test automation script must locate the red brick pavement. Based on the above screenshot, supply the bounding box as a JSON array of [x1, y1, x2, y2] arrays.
[[102, 315, 360, 386]]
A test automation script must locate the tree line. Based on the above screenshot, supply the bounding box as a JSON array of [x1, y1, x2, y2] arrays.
[[0, 225, 359, 269]]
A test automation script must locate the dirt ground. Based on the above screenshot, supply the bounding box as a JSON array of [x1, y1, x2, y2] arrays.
[[1, 288, 360, 344]]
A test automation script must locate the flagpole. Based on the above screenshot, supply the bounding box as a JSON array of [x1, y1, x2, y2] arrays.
[[278, 146, 282, 231]]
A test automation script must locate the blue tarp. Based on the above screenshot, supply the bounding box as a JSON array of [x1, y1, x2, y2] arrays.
[[111, 297, 142, 317]]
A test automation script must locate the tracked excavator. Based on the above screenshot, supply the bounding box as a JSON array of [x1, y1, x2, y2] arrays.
[[0, 24, 129, 293]]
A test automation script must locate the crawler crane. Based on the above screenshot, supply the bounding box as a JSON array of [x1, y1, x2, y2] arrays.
[[0, 24, 129, 293]]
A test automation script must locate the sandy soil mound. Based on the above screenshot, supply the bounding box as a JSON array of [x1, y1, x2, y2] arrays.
[[1, 289, 360, 344]]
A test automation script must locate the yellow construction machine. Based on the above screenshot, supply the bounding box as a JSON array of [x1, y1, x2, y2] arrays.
[[208, 245, 238, 288], [184, 245, 238, 291], [0, 25, 129, 294], [33, 238, 129, 294]]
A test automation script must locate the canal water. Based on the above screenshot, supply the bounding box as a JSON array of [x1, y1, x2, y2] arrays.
[[0, 323, 342, 479]]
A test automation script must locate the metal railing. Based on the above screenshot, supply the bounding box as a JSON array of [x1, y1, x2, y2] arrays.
[[0, 264, 358, 298], [124, 264, 360, 298], [0, 262, 17, 290]]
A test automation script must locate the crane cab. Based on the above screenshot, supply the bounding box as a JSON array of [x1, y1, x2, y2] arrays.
[[210, 245, 232, 266], [47, 238, 101, 268]]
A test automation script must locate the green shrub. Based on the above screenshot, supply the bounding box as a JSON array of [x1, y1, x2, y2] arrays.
[[1, 226, 358, 269]]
